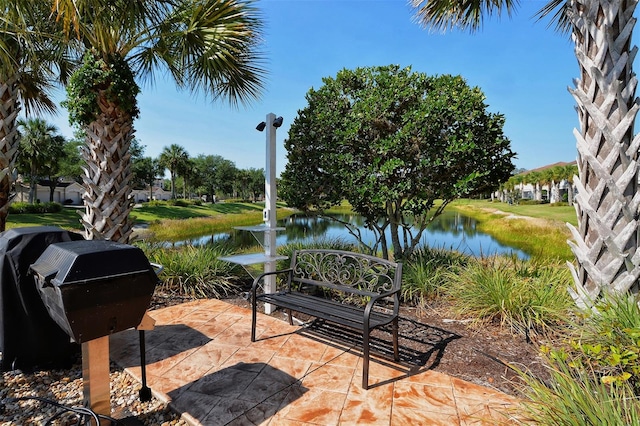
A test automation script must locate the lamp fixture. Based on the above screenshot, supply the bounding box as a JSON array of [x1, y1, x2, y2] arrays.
[[272, 116, 283, 128], [256, 121, 266, 132]]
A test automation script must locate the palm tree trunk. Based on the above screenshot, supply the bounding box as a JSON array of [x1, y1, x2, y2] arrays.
[[567, 0, 640, 307], [80, 92, 134, 243], [170, 172, 177, 199], [0, 76, 19, 231]]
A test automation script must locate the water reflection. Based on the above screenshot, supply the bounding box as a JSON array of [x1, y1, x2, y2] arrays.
[[179, 210, 528, 259]]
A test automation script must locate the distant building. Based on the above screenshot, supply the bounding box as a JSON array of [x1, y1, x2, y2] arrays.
[[14, 179, 84, 205], [130, 185, 172, 202]]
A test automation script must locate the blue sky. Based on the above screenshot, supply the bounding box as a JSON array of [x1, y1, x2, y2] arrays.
[[46, 0, 578, 176]]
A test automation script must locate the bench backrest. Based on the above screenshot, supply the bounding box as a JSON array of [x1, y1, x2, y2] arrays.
[[289, 249, 402, 297]]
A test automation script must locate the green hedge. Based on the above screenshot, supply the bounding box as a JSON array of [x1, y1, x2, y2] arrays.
[[9, 202, 63, 214]]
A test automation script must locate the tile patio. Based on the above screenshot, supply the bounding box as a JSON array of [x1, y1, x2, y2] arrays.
[[109, 299, 525, 425]]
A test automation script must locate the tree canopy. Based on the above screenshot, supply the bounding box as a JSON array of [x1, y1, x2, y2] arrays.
[[280, 65, 514, 259]]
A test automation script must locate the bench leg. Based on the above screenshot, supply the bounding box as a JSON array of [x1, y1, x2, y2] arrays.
[[392, 317, 399, 361], [251, 300, 257, 342], [362, 327, 370, 390], [287, 308, 293, 326]]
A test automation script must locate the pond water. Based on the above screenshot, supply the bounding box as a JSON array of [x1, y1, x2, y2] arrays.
[[181, 210, 529, 259]]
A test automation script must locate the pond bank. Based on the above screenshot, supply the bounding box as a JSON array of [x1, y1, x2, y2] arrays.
[[450, 202, 574, 261]]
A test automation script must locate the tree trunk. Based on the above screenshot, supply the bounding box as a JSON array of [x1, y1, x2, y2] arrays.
[[567, 176, 575, 206], [170, 171, 176, 199], [80, 92, 134, 243], [567, 0, 640, 307], [29, 163, 37, 203], [0, 76, 19, 231]]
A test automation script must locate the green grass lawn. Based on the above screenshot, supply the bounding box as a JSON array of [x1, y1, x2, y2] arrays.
[[451, 199, 578, 227], [131, 202, 265, 222], [6, 208, 83, 230]]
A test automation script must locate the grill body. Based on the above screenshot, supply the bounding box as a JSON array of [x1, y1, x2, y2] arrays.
[[30, 240, 159, 344]]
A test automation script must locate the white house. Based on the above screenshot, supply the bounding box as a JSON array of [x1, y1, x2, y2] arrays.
[[14, 180, 84, 205], [130, 186, 172, 202]]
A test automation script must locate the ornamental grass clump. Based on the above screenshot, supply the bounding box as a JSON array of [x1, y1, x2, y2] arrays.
[[444, 256, 572, 340], [401, 246, 469, 306], [517, 353, 640, 425], [139, 242, 246, 298]]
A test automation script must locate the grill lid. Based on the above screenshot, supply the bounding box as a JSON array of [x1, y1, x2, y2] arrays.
[[30, 240, 155, 287]]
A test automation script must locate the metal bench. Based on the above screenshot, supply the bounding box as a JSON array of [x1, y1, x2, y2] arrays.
[[251, 249, 403, 389]]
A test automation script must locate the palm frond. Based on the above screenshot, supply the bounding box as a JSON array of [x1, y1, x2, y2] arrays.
[[410, 0, 519, 33], [141, 0, 267, 107], [534, 0, 571, 35]]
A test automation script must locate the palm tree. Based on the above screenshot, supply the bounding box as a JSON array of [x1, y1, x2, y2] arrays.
[[57, 0, 266, 242], [16, 118, 66, 203], [412, 0, 640, 307], [548, 166, 564, 204], [537, 168, 553, 202], [159, 144, 189, 200], [0, 2, 72, 230]]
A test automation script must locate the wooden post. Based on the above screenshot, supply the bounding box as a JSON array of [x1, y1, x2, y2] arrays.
[[82, 336, 111, 425]]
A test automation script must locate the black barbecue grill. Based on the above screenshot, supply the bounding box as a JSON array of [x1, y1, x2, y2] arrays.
[[30, 240, 159, 344]]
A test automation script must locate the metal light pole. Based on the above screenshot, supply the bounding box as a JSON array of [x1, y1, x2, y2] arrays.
[[219, 114, 285, 314], [259, 113, 282, 314]]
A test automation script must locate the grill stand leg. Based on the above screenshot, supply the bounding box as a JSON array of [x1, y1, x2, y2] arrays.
[[82, 336, 111, 425], [138, 330, 151, 401]]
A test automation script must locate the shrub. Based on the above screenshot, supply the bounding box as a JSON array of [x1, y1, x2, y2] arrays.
[[168, 199, 189, 207], [9, 202, 63, 214], [562, 293, 640, 392]]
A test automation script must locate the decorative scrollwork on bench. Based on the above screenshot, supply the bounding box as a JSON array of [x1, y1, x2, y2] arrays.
[[293, 250, 396, 294]]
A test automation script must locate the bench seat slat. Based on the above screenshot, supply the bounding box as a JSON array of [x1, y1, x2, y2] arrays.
[[257, 291, 395, 329]]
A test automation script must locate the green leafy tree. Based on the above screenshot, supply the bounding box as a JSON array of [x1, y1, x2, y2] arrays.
[[280, 65, 514, 260], [245, 167, 264, 202], [0, 2, 72, 229], [59, 0, 266, 242], [58, 138, 83, 183], [194, 154, 238, 200], [16, 118, 66, 203], [410, 0, 640, 315], [159, 144, 189, 200], [132, 156, 162, 201]]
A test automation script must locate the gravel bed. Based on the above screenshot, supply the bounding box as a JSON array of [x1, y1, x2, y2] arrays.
[[0, 358, 186, 425]]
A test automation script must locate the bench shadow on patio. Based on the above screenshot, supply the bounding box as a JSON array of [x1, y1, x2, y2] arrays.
[[109, 299, 522, 425]]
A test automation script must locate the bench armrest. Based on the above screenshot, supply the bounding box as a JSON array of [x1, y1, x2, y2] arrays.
[[364, 288, 401, 324], [251, 268, 293, 297]]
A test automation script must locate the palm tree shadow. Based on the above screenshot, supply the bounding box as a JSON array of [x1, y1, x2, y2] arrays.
[[167, 362, 308, 425]]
